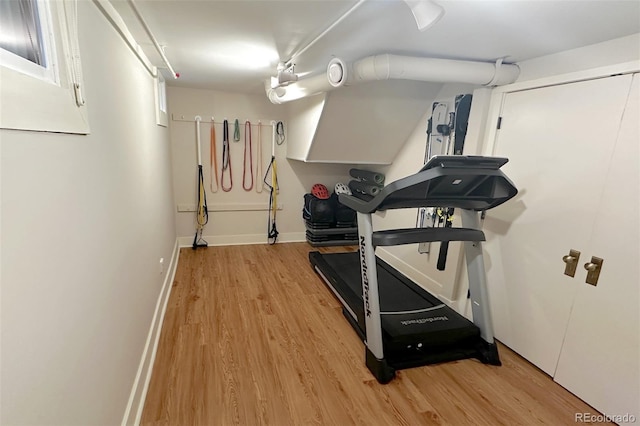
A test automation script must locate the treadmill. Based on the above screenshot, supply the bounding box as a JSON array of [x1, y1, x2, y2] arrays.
[[309, 155, 518, 383]]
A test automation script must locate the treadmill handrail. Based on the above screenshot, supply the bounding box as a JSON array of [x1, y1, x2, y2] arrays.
[[339, 156, 517, 213], [372, 227, 485, 247]]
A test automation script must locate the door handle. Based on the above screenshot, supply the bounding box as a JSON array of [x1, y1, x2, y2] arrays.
[[562, 249, 581, 277], [583, 256, 604, 286]]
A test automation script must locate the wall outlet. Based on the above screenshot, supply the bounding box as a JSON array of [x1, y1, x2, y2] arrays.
[[159, 258, 164, 274]]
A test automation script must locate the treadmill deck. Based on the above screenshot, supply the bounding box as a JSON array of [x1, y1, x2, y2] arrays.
[[309, 251, 481, 366]]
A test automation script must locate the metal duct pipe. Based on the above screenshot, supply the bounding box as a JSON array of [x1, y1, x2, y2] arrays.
[[327, 54, 519, 88], [265, 73, 338, 104]]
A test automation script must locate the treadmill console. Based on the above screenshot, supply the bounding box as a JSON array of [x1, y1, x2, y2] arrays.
[[420, 155, 509, 172], [339, 155, 518, 213]]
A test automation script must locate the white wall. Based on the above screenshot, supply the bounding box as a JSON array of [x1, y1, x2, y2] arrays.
[[0, 2, 176, 425], [168, 87, 355, 245], [286, 93, 326, 162], [305, 81, 438, 164]]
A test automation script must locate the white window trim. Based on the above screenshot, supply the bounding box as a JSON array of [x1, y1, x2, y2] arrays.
[[0, 0, 89, 134], [0, 47, 56, 83], [155, 72, 168, 127], [0, 0, 59, 84]]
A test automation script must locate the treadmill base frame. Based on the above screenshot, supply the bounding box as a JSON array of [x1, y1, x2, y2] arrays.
[[342, 305, 501, 372], [366, 347, 396, 384], [477, 341, 502, 366]]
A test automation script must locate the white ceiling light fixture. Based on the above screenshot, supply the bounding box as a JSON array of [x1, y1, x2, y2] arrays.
[[403, 0, 445, 31], [270, 61, 299, 89]]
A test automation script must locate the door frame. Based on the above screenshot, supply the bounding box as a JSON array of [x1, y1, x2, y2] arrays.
[[478, 60, 639, 157]]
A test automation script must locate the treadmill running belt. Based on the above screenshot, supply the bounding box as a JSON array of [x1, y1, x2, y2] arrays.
[[323, 252, 441, 311], [310, 251, 480, 352]]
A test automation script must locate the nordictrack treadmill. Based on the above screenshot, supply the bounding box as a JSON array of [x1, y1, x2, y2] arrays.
[[309, 155, 518, 383]]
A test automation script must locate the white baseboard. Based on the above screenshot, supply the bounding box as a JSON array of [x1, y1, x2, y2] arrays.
[[121, 239, 180, 426], [177, 232, 306, 247]]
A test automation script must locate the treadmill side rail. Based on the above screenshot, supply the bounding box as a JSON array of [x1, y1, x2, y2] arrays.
[[357, 212, 385, 359], [461, 209, 496, 343]]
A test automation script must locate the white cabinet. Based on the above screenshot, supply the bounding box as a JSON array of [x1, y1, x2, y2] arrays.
[[483, 73, 639, 419]]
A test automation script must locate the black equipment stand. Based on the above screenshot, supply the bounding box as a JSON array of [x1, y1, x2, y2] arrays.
[[309, 155, 518, 383]]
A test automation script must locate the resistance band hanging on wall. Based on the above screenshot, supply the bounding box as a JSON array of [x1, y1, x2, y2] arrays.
[[193, 116, 208, 249], [256, 121, 263, 193], [275, 121, 285, 145], [221, 119, 233, 192], [243, 120, 254, 191], [233, 118, 241, 142], [210, 118, 219, 193], [264, 121, 279, 244]]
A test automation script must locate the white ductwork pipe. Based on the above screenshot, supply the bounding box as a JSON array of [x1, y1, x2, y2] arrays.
[[327, 54, 519, 88], [265, 73, 338, 104], [266, 54, 519, 104]]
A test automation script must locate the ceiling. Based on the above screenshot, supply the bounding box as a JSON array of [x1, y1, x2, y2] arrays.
[[110, 0, 640, 94]]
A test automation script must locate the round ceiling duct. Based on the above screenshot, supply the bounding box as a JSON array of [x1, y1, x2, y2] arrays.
[[327, 57, 347, 87]]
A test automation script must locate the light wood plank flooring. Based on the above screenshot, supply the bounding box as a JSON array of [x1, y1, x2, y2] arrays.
[[141, 243, 608, 425]]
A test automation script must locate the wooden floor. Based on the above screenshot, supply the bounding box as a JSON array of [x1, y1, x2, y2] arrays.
[[141, 243, 608, 426]]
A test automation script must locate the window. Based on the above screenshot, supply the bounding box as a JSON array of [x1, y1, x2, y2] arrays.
[[158, 74, 166, 113], [155, 72, 168, 127], [0, 0, 57, 83], [0, 0, 88, 134], [0, 0, 45, 64]]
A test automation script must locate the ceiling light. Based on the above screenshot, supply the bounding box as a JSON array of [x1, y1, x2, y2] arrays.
[[270, 62, 299, 89], [403, 0, 445, 31], [208, 42, 278, 71]]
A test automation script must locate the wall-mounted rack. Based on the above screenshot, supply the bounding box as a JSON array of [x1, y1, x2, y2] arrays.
[[177, 203, 283, 213], [171, 114, 282, 125]]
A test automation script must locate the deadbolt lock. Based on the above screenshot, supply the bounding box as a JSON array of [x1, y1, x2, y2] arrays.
[[583, 256, 604, 286], [562, 249, 581, 277]]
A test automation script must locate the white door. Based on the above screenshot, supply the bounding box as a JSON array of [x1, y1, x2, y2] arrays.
[[483, 74, 634, 375], [553, 74, 639, 419]]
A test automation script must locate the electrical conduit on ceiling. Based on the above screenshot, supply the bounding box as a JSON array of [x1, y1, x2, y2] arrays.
[[265, 55, 520, 104], [127, 0, 178, 78]]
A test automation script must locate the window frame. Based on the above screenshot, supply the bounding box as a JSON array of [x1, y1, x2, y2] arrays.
[[0, 0, 89, 134], [155, 72, 168, 127], [0, 0, 59, 84]]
